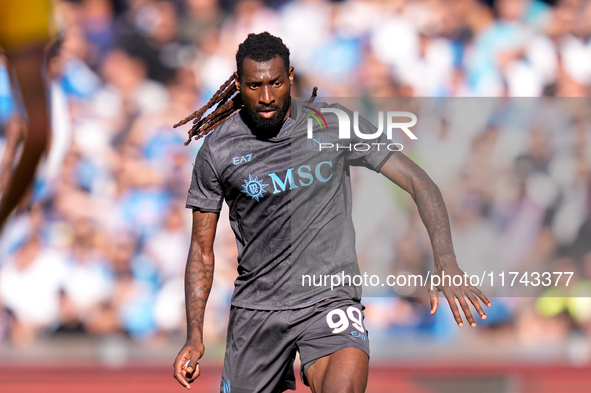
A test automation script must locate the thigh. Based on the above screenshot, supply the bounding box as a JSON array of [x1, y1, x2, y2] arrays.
[[295, 299, 370, 392], [222, 306, 297, 393], [305, 348, 368, 393]]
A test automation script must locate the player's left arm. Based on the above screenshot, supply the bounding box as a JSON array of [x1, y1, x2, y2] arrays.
[[379, 152, 491, 327]]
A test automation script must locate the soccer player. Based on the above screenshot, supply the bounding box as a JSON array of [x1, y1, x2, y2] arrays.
[[173, 32, 490, 393]]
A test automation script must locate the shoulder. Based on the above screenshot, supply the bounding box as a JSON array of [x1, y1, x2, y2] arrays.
[[296, 99, 336, 111], [298, 100, 351, 113], [207, 112, 245, 142], [293, 99, 351, 122], [197, 111, 244, 151], [193, 111, 247, 169]]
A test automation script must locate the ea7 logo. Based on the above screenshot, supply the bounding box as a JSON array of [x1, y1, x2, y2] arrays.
[[306, 108, 418, 141], [233, 154, 252, 165]]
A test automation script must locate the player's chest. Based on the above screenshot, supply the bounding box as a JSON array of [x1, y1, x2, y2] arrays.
[[216, 136, 340, 203]]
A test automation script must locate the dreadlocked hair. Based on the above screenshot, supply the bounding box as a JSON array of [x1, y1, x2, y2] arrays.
[[174, 76, 318, 146], [173, 74, 241, 145]]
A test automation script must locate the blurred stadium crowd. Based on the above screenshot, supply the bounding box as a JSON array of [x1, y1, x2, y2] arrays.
[[0, 0, 590, 362]]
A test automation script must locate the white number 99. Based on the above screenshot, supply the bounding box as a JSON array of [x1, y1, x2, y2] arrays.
[[326, 307, 365, 334], [326, 309, 349, 333], [346, 306, 364, 333]]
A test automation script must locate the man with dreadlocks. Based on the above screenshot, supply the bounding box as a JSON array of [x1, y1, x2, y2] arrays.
[[173, 32, 490, 393]]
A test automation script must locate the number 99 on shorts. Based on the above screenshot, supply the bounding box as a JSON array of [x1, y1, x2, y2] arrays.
[[326, 306, 365, 334]]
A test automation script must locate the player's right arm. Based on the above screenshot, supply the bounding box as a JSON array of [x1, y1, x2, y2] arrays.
[[173, 209, 219, 390]]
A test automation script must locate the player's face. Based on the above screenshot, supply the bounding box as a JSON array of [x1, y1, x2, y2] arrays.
[[235, 56, 294, 138]]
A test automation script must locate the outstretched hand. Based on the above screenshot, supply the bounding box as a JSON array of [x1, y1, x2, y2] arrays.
[[173, 341, 205, 390], [428, 264, 491, 327]]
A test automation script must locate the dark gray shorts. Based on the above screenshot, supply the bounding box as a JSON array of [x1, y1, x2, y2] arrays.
[[220, 298, 370, 393]]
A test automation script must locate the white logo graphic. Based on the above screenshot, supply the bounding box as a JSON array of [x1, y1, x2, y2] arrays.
[[307, 108, 418, 140], [241, 174, 269, 202]]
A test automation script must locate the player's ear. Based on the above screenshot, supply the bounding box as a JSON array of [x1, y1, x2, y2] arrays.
[[234, 71, 240, 90], [288, 66, 294, 86]]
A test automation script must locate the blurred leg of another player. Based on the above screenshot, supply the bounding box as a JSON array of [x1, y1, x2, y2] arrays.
[[0, 0, 53, 229]]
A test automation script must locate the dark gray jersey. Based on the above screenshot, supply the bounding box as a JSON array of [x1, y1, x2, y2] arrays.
[[186, 99, 395, 310]]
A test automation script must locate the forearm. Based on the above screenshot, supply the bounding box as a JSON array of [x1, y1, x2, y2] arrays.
[[185, 247, 214, 341], [409, 174, 457, 269], [380, 153, 457, 269], [184, 246, 214, 342], [184, 210, 218, 342]]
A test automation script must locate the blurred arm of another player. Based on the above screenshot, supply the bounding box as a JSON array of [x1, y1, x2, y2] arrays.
[[173, 209, 219, 390], [379, 152, 491, 327]]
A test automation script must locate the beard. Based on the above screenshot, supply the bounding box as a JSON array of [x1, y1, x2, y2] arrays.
[[240, 96, 291, 139]]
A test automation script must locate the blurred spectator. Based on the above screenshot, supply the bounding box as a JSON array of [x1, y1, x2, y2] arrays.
[[59, 217, 114, 334], [0, 235, 67, 345], [113, 0, 183, 83], [179, 0, 225, 45], [109, 234, 158, 339], [144, 204, 190, 281]]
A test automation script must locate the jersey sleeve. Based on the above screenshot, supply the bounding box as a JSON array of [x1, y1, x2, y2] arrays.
[[186, 138, 224, 212]]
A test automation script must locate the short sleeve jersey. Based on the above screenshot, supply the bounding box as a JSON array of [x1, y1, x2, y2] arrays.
[[187, 99, 395, 310]]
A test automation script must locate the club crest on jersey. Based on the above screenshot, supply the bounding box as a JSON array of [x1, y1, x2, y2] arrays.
[[241, 174, 269, 201]]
